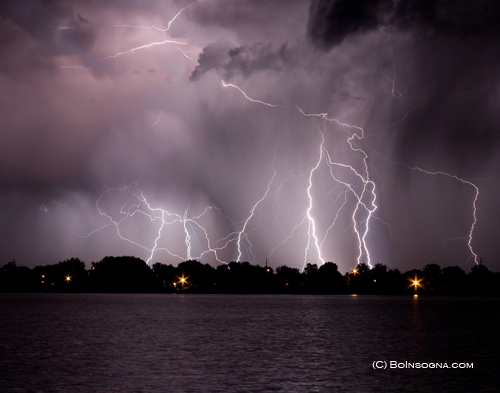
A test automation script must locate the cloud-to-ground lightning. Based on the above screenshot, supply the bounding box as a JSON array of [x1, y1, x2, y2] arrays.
[[221, 80, 380, 269], [304, 131, 326, 267], [49, 5, 483, 272], [400, 165, 479, 264], [220, 78, 480, 268], [236, 159, 277, 262], [369, 151, 480, 264], [77, 184, 244, 265]]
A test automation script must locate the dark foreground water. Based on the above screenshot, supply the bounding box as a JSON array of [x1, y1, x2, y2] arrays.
[[1, 294, 499, 392]]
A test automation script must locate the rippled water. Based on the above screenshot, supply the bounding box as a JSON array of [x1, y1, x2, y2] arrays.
[[1, 294, 499, 392]]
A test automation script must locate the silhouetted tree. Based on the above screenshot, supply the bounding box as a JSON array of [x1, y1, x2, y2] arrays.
[[276, 265, 302, 292], [423, 263, 441, 293], [467, 263, 498, 295], [440, 266, 466, 294], [347, 263, 372, 293], [368, 263, 388, 294], [303, 263, 319, 292], [317, 262, 346, 293], [152, 262, 177, 292], [3, 255, 500, 295], [215, 264, 231, 292], [0, 260, 37, 292], [91, 256, 154, 293], [177, 260, 215, 292]]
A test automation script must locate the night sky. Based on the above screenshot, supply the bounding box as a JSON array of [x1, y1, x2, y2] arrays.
[[1, 0, 500, 273]]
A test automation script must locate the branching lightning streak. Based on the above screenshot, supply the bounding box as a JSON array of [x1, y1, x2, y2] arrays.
[[60, 8, 189, 71], [304, 131, 326, 268], [236, 161, 277, 262], [78, 185, 154, 254], [148, 202, 167, 264], [115, 6, 188, 37], [266, 217, 307, 261], [221, 81, 282, 108], [371, 152, 480, 264], [404, 165, 479, 264], [52, 7, 482, 270], [222, 81, 378, 268], [176, 47, 193, 59], [77, 185, 242, 264], [382, 63, 401, 98], [59, 38, 188, 71]]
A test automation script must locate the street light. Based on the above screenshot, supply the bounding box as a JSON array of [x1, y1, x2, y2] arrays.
[[178, 275, 188, 289], [410, 276, 421, 296], [65, 275, 72, 283]]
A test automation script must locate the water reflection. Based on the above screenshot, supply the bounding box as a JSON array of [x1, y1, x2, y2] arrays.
[[0, 294, 498, 392]]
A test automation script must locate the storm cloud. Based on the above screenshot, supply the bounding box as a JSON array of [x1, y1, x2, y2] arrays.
[[307, 0, 500, 49], [1, 0, 499, 272]]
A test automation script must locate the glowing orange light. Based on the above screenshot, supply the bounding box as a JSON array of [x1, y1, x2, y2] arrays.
[[177, 275, 189, 287], [414, 294, 418, 297], [65, 276, 71, 282], [352, 269, 357, 274], [409, 276, 422, 295]]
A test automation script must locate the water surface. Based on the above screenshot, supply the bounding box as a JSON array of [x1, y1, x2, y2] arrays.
[[1, 294, 498, 392]]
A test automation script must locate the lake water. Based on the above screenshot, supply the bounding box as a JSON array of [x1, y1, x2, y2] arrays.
[[1, 294, 499, 392]]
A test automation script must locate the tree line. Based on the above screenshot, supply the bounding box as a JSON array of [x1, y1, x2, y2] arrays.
[[1, 256, 499, 295]]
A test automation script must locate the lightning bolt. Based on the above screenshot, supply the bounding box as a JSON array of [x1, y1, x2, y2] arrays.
[[403, 165, 479, 264], [60, 7, 190, 71], [368, 150, 480, 265], [221, 80, 379, 269], [382, 63, 402, 99], [236, 160, 277, 262], [59, 38, 188, 71], [183, 206, 192, 260], [50, 6, 482, 271], [304, 130, 326, 268], [116, 6, 188, 37]]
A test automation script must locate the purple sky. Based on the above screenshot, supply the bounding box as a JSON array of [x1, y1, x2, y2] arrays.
[[1, 0, 500, 273]]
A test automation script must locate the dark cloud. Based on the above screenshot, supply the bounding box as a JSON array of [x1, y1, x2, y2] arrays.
[[189, 39, 233, 81], [305, 0, 500, 175], [0, 0, 62, 34], [190, 41, 297, 81], [188, 0, 304, 27], [308, 0, 500, 50], [388, 36, 500, 175]]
